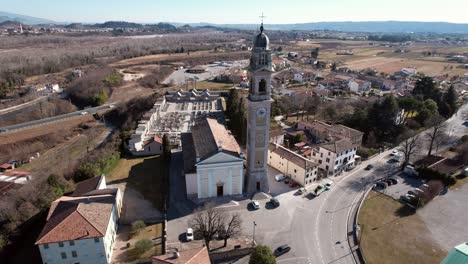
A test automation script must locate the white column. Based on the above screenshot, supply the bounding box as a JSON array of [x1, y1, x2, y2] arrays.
[[197, 169, 201, 199], [208, 169, 213, 198], [240, 165, 243, 194]]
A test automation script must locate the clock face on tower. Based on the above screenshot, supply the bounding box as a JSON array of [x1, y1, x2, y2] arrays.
[[256, 107, 267, 118]]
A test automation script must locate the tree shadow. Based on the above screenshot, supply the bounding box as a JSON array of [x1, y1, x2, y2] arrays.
[[394, 204, 415, 218]]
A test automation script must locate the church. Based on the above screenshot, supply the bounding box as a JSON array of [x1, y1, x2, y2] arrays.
[[181, 21, 273, 199]]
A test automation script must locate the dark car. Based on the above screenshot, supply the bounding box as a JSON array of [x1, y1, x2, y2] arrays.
[[386, 179, 394, 186], [388, 178, 399, 185], [373, 181, 387, 190], [274, 244, 291, 257], [270, 197, 280, 207], [365, 164, 374, 170]]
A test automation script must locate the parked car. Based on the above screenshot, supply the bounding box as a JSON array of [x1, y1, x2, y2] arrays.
[[374, 182, 387, 190], [297, 188, 307, 195], [186, 228, 194, 241], [250, 200, 260, 210], [80, 111, 88, 115], [324, 181, 333, 190], [289, 181, 298, 188], [365, 164, 374, 170], [388, 178, 399, 185], [390, 150, 400, 156], [274, 244, 291, 257], [408, 189, 423, 196], [400, 195, 414, 203], [385, 179, 394, 186], [403, 165, 418, 177], [275, 174, 286, 182], [270, 197, 280, 207], [314, 184, 325, 196]]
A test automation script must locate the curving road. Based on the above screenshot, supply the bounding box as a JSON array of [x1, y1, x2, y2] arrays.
[[0, 104, 113, 134]]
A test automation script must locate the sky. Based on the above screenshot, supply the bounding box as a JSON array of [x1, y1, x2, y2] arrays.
[[1, 0, 468, 24]]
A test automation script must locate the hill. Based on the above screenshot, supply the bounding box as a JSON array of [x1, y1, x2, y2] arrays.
[[178, 21, 468, 34], [0, 11, 57, 25]]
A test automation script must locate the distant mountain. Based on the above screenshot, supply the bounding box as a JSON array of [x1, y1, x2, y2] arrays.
[[175, 21, 468, 34], [0, 11, 57, 25], [96, 21, 143, 29]]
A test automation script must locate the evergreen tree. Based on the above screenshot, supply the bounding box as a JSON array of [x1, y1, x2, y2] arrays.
[[443, 85, 458, 116]]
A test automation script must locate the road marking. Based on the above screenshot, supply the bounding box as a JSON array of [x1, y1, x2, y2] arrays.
[[277, 257, 310, 263]]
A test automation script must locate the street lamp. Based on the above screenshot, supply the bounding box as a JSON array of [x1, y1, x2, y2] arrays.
[[252, 221, 257, 247]]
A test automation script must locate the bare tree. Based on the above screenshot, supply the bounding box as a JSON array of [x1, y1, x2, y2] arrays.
[[425, 115, 446, 156], [189, 204, 223, 250], [399, 131, 420, 169], [217, 213, 242, 247]]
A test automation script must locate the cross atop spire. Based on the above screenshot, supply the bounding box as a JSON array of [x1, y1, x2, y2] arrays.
[[259, 12, 266, 32]]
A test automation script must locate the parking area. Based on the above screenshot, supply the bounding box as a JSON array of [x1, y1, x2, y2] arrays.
[[374, 173, 423, 200]]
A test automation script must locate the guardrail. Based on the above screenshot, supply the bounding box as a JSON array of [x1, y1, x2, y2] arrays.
[[0, 105, 110, 135], [347, 184, 374, 264]]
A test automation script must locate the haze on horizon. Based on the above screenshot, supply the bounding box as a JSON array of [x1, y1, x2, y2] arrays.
[[2, 0, 468, 24]]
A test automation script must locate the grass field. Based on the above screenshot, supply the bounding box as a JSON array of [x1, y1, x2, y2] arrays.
[[109, 155, 167, 211], [359, 191, 446, 264]]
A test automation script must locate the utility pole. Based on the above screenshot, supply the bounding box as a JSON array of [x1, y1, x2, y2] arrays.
[[252, 221, 257, 247]]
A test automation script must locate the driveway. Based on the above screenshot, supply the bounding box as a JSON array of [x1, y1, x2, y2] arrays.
[[418, 182, 468, 251]]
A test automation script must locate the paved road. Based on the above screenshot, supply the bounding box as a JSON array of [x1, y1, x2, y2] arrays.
[[163, 61, 248, 85], [0, 96, 48, 116], [0, 104, 113, 134]]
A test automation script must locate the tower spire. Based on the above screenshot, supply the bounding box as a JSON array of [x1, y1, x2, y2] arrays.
[[259, 12, 266, 32]]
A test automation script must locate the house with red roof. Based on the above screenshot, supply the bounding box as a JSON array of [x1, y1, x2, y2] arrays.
[[35, 176, 121, 264]]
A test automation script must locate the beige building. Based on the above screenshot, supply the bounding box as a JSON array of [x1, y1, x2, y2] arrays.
[[182, 118, 244, 199], [268, 143, 319, 186]]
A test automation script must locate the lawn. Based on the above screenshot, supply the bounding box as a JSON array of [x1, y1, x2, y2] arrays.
[[108, 155, 167, 211], [359, 191, 446, 264], [115, 223, 164, 262]]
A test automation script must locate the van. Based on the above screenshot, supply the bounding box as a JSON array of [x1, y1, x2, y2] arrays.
[[275, 174, 286, 182], [403, 165, 418, 177]]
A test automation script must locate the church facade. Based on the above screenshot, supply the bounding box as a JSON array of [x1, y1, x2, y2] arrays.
[[245, 22, 274, 194], [182, 118, 244, 199]]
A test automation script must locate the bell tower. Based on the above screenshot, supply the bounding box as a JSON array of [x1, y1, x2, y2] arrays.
[[246, 20, 274, 194]]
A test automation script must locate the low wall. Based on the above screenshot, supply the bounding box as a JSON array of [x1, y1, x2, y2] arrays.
[[209, 247, 253, 262]]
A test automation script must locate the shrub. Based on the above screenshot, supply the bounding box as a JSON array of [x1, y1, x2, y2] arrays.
[[249, 245, 276, 264], [134, 239, 152, 255], [417, 167, 456, 187], [131, 220, 146, 235]]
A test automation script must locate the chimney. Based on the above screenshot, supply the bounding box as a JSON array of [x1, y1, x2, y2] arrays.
[[85, 230, 89, 236]]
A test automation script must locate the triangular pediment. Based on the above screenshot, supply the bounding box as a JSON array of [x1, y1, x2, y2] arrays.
[[197, 151, 243, 165]]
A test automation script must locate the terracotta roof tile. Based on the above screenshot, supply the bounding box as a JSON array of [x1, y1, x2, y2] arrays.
[[191, 118, 240, 160], [71, 176, 103, 197], [36, 195, 115, 245]]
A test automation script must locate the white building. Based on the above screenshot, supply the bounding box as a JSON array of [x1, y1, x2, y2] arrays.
[[348, 79, 372, 94], [310, 140, 358, 175], [36, 176, 122, 264], [182, 118, 244, 199], [297, 120, 363, 176], [268, 143, 319, 186]]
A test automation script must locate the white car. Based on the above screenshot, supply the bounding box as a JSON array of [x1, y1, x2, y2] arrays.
[[275, 174, 286, 182], [108, 104, 115, 108], [390, 150, 400, 156], [80, 111, 88, 115], [250, 200, 260, 210], [324, 181, 333, 190], [186, 228, 194, 241]]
